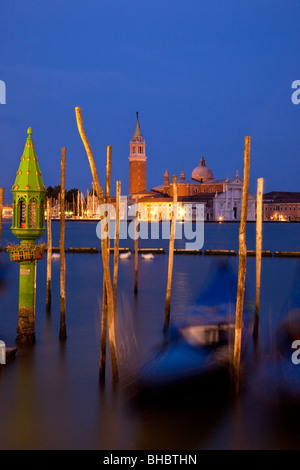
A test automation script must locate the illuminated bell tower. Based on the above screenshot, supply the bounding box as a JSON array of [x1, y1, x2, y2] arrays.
[[129, 112, 147, 195]]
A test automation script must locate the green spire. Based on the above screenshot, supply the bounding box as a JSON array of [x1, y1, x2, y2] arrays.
[[133, 112, 142, 137], [12, 127, 45, 193], [11, 127, 46, 241]]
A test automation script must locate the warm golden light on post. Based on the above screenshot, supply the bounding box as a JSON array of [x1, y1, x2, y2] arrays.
[[134, 196, 139, 295], [113, 181, 121, 314], [0, 188, 4, 248], [233, 136, 250, 393], [46, 197, 52, 312], [59, 147, 66, 340], [75, 107, 118, 385], [253, 177, 264, 340], [164, 175, 178, 330]]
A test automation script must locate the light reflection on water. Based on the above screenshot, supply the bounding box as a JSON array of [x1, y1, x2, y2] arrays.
[[0, 220, 299, 449]]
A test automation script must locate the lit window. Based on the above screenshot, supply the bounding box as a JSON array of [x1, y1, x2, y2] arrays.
[[29, 200, 37, 228], [18, 199, 26, 228]]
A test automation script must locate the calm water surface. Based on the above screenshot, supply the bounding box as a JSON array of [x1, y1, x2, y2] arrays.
[[0, 220, 299, 450]]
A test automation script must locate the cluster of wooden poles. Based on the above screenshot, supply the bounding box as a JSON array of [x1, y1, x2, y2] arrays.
[[162, 136, 264, 393], [74, 106, 183, 387], [46, 107, 185, 388], [46, 188, 98, 219], [45, 148, 67, 341], [0, 113, 262, 394], [44, 110, 121, 386]]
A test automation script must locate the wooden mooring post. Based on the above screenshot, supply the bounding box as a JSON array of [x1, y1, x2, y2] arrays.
[[59, 148, 67, 340], [113, 181, 121, 313], [77, 190, 80, 218], [134, 196, 139, 295], [164, 175, 178, 330], [0, 188, 4, 248], [46, 197, 52, 312], [99, 146, 112, 383], [253, 177, 264, 340], [75, 107, 119, 385], [233, 136, 250, 393]]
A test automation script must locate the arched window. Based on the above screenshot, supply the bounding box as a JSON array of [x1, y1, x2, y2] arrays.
[[18, 199, 26, 228], [29, 199, 37, 228], [39, 201, 44, 228]]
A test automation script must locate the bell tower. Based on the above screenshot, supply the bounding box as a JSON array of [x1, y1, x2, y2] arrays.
[[129, 112, 147, 195]]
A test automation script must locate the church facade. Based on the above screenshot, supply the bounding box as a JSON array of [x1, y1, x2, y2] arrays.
[[128, 113, 256, 222]]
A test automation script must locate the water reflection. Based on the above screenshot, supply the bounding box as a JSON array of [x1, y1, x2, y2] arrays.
[[0, 221, 299, 449]]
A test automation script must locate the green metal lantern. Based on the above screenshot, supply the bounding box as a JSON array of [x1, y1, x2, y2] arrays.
[[8, 128, 46, 343], [11, 127, 46, 241]]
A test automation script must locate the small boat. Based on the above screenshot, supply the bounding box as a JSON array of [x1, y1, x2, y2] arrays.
[[141, 253, 155, 260], [51, 253, 60, 259], [120, 251, 131, 260], [0, 347, 17, 366], [272, 265, 300, 406], [252, 264, 300, 422], [135, 262, 252, 400], [6, 347, 17, 359]]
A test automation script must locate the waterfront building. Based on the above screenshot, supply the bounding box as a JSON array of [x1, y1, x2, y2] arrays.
[[128, 114, 256, 221], [2, 205, 13, 218], [263, 192, 300, 221]]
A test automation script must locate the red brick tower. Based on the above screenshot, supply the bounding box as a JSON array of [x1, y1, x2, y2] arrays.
[[129, 112, 147, 195]]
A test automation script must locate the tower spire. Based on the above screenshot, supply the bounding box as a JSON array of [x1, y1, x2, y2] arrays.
[[133, 111, 142, 137]]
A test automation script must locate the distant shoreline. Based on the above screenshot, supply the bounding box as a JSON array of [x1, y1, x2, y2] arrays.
[[2, 217, 299, 224], [49, 219, 299, 224]]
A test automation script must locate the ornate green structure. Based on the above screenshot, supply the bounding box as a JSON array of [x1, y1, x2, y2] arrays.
[[8, 127, 46, 343]]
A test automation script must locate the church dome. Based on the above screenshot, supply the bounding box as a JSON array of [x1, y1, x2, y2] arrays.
[[191, 156, 214, 182]]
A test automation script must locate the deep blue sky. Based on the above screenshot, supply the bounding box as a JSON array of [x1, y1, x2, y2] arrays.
[[1, 0, 299, 203]]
